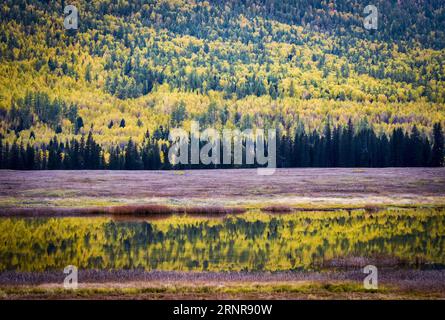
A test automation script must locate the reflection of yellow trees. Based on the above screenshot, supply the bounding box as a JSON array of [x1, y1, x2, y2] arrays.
[[0, 209, 444, 272]]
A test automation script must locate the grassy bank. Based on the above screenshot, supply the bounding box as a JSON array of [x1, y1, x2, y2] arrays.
[[1, 281, 443, 300]]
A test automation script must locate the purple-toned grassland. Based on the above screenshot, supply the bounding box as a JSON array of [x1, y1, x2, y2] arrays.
[[0, 168, 445, 215], [1, 269, 445, 299], [1, 269, 444, 290]]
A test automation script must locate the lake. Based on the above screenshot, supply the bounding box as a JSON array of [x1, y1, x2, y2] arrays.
[[1, 209, 444, 272]]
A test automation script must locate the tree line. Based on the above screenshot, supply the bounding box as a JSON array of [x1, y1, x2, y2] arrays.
[[0, 122, 443, 170], [282, 121, 444, 168]]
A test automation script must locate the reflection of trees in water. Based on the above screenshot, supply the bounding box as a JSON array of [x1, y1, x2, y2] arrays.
[[1, 210, 444, 272]]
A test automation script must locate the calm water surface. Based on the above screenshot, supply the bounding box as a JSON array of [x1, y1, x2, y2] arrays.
[[1, 209, 444, 272]]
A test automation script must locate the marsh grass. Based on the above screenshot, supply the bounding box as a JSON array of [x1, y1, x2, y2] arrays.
[[0, 281, 387, 299]]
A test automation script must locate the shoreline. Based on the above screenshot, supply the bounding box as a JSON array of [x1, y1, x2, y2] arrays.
[[1, 270, 445, 300], [1, 203, 445, 217]]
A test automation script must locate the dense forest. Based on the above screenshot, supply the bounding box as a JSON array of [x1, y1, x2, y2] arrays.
[[0, 121, 443, 169], [0, 0, 444, 167]]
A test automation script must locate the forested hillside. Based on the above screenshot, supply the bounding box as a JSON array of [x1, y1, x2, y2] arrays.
[[0, 0, 444, 167]]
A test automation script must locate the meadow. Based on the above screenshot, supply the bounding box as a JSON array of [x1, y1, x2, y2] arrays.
[[1, 168, 444, 212]]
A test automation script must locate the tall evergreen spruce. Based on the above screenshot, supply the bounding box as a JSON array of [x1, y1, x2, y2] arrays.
[[431, 123, 444, 167]]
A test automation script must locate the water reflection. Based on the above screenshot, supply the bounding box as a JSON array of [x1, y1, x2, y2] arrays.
[[0, 209, 444, 272]]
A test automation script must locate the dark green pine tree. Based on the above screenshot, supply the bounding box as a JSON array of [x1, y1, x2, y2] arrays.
[[280, 134, 292, 168], [300, 132, 310, 167], [292, 125, 304, 167], [84, 131, 94, 169], [322, 121, 332, 167], [141, 138, 162, 170], [355, 129, 369, 167], [108, 146, 122, 170], [19, 142, 27, 170], [390, 128, 405, 167], [142, 139, 151, 169], [422, 136, 432, 166], [377, 133, 390, 167], [70, 139, 80, 169], [151, 141, 162, 169], [407, 125, 423, 167], [79, 134, 86, 169], [9, 140, 20, 169], [62, 141, 71, 169], [47, 137, 62, 169], [25, 143, 35, 169], [309, 130, 321, 167], [125, 138, 142, 169], [340, 119, 354, 167], [332, 126, 340, 167], [84, 131, 101, 169], [431, 123, 444, 167]]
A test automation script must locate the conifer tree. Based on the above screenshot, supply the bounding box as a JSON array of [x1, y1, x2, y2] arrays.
[[431, 123, 444, 167]]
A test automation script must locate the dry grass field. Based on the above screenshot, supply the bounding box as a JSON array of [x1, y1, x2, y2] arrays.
[[1, 270, 445, 300], [0, 168, 444, 215]]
